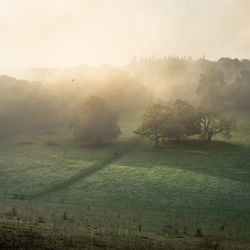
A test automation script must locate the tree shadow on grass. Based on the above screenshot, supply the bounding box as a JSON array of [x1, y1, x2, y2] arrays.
[[116, 139, 250, 185], [34, 138, 139, 198], [34, 138, 250, 198]]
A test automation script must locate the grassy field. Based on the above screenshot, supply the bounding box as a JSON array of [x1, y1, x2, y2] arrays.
[[0, 112, 250, 212], [1, 111, 250, 248], [1, 199, 250, 250]]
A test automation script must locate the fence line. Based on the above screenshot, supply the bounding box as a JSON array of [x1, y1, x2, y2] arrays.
[[2, 192, 250, 216], [1, 192, 250, 244], [1, 192, 250, 228]]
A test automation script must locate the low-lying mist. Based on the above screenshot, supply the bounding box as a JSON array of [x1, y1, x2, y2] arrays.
[[1, 56, 250, 137]]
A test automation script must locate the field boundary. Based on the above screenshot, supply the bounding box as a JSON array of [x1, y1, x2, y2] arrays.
[[1, 192, 250, 222], [1, 194, 250, 246], [2, 192, 250, 216]]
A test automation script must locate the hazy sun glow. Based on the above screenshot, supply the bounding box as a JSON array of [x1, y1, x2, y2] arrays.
[[0, 0, 250, 68]]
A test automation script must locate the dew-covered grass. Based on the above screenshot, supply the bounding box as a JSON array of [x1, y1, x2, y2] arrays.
[[0, 112, 250, 214]]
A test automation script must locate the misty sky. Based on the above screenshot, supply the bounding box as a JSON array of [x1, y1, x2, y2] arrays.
[[0, 0, 250, 68]]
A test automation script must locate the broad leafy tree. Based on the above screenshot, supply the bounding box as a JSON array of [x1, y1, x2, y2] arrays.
[[198, 106, 236, 143], [162, 100, 201, 141], [134, 103, 166, 147], [135, 100, 201, 146], [70, 96, 121, 146]]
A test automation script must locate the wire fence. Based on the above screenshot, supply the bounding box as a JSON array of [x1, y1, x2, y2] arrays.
[[1, 192, 250, 244]]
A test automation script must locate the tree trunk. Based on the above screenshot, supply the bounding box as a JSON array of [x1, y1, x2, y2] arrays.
[[207, 132, 213, 143]]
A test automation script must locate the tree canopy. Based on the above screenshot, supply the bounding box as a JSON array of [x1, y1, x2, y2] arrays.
[[198, 105, 237, 143], [162, 100, 201, 141], [134, 103, 166, 147], [135, 100, 201, 146], [135, 99, 236, 146], [70, 96, 121, 146]]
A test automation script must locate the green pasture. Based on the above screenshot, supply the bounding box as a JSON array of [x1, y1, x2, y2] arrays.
[[0, 112, 250, 213]]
